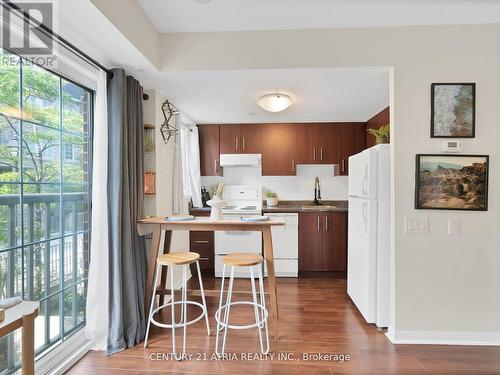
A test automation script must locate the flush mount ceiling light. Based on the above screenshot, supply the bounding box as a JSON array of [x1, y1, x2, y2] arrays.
[[257, 93, 293, 112]]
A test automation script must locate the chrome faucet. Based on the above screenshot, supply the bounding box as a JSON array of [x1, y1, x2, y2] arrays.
[[314, 176, 321, 205]]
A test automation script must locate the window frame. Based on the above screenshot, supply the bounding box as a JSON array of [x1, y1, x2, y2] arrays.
[[0, 47, 94, 374]]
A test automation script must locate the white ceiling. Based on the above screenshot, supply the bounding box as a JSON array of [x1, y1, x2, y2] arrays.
[[136, 67, 390, 123], [138, 0, 500, 33]]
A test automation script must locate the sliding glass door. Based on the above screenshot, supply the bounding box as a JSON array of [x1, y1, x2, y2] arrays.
[[0, 48, 92, 374]]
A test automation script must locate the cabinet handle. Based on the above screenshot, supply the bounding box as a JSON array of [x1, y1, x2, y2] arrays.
[[320, 147, 323, 161], [199, 257, 210, 261], [325, 216, 328, 231], [214, 159, 218, 173], [291, 159, 295, 173], [242, 137, 245, 150], [195, 240, 210, 244], [317, 216, 320, 231], [235, 137, 238, 150], [313, 147, 316, 161], [342, 159, 345, 172]]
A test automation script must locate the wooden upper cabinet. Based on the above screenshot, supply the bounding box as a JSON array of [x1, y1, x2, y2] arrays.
[[261, 124, 297, 176], [297, 124, 351, 165], [198, 122, 367, 177], [240, 124, 262, 153], [219, 124, 241, 154], [338, 123, 367, 175], [220, 124, 262, 154], [198, 124, 222, 176], [311, 125, 335, 164]]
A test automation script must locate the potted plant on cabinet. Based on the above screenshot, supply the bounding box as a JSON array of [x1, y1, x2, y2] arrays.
[[367, 124, 390, 144], [266, 191, 278, 207]]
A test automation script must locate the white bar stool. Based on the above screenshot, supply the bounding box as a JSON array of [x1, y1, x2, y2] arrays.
[[144, 252, 210, 360], [215, 253, 269, 356]]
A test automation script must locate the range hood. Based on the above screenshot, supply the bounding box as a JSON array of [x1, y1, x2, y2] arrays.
[[219, 153, 261, 167]]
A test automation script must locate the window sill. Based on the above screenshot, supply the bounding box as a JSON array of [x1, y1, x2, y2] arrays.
[[35, 328, 92, 375]]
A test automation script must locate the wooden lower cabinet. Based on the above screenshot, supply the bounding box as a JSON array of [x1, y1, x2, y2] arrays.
[[322, 211, 347, 271], [189, 210, 214, 276], [299, 211, 347, 272], [298, 212, 323, 271]]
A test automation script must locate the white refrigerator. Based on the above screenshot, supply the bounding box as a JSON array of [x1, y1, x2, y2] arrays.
[[347, 144, 390, 328]]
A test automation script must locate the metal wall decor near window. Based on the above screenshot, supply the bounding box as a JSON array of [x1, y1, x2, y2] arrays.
[[0, 48, 92, 373], [159, 99, 179, 143]]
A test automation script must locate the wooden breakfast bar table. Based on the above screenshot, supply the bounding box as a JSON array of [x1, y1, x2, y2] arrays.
[[137, 216, 285, 339]]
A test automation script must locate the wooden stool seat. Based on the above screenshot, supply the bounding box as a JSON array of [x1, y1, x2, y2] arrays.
[[222, 253, 263, 267], [157, 252, 200, 266]]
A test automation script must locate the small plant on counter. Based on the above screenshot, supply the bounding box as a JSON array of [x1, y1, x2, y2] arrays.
[[367, 124, 390, 144], [266, 191, 278, 207]]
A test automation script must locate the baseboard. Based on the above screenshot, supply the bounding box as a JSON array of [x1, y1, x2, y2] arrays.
[[386, 329, 500, 346]]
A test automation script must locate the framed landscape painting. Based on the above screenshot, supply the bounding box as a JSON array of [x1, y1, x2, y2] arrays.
[[431, 83, 475, 138], [415, 154, 488, 211]]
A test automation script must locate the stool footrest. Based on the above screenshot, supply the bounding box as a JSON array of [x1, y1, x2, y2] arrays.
[[215, 301, 268, 330], [151, 301, 206, 329]]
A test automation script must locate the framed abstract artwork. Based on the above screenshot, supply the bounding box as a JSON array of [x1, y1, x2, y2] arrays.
[[431, 83, 475, 138], [415, 154, 488, 211]]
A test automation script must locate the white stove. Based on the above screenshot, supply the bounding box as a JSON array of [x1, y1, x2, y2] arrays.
[[220, 185, 262, 215], [215, 186, 263, 277]]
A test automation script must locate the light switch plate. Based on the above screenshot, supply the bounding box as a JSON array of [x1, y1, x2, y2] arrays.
[[448, 218, 460, 235], [405, 217, 428, 234]]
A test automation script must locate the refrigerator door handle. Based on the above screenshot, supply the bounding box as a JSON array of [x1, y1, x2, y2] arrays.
[[361, 164, 368, 196], [361, 202, 368, 234]]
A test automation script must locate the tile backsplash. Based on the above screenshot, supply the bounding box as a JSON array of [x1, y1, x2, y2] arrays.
[[201, 164, 348, 200]]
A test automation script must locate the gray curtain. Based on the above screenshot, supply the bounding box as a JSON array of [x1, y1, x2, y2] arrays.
[[106, 68, 147, 354]]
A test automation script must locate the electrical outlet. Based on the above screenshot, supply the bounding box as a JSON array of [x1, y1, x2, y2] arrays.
[[448, 218, 460, 235], [405, 217, 428, 234]]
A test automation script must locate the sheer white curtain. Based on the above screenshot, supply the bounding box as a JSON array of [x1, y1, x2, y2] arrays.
[[172, 115, 184, 214], [85, 69, 109, 350], [173, 112, 202, 213]]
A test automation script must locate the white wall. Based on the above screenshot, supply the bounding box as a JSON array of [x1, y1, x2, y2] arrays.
[[159, 24, 500, 343], [201, 164, 348, 201], [89, 0, 160, 68], [142, 89, 190, 286]]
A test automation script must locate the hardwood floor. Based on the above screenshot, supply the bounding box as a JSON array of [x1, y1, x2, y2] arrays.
[[68, 276, 500, 374]]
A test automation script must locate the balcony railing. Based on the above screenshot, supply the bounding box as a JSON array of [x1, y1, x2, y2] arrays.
[[0, 192, 89, 374]]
